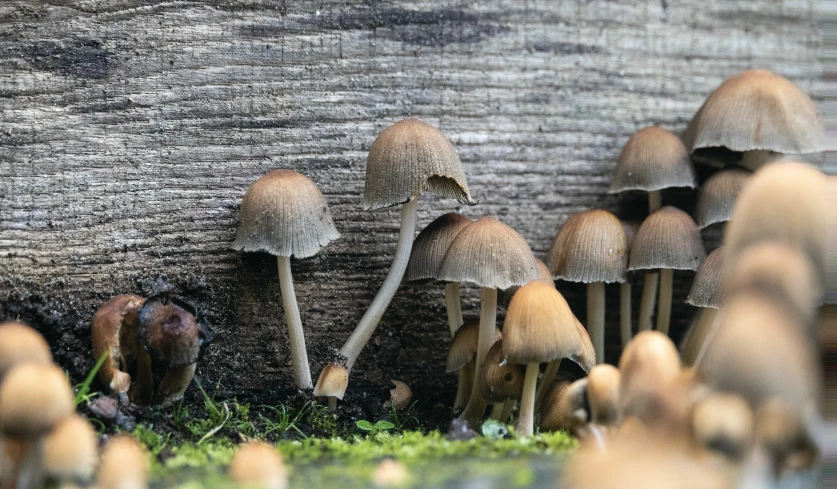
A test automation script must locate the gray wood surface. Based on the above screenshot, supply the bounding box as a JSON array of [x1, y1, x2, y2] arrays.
[[0, 1, 823, 404]]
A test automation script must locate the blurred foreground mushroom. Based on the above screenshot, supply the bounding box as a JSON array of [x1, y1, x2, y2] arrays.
[[691, 393, 753, 462], [229, 442, 287, 489], [0, 322, 52, 382], [42, 415, 98, 487], [98, 435, 149, 489], [618, 331, 681, 425]]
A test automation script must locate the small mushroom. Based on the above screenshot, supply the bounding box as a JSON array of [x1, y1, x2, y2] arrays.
[[446, 320, 500, 410], [0, 321, 52, 381], [691, 393, 753, 461], [547, 209, 628, 364], [315, 363, 349, 410], [97, 435, 149, 489], [229, 442, 287, 489], [439, 217, 540, 424], [480, 340, 524, 423], [232, 170, 340, 390], [42, 415, 98, 486], [618, 331, 681, 425], [91, 294, 147, 397], [539, 379, 586, 433], [628, 207, 705, 335], [695, 167, 752, 229], [372, 459, 411, 488], [388, 380, 412, 411], [586, 364, 621, 427]]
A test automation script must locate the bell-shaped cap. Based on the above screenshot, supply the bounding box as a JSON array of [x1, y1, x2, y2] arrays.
[[232, 170, 340, 259], [502, 258, 554, 305], [691, 393, 753, 461], [695, 168, 751, 228], [686, 246, 724, 309], [439, 217, 540, 290], [503, 281, 582, 364], [446, 320, 500, 373], [683, 70, 825, 160], [406, 213, 473, 281], [587, 364, 621, 426], [539, 378, 588, 433], [628, 206, 705, 272], [229, 442, 287, 489], [0, 321, 52, 380], [546, 209, 628, 284], [43, 415, 99, 483], [363, 118, 475, 210], [609, 126, 696, 193], [389, 380, 412, 411], [479, 340, 525, 403], [0, 363, 74, 438], [724, 162, 826, 286]]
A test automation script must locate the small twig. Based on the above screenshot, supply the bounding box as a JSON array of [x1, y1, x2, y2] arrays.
[[198, 402, 230, 445]]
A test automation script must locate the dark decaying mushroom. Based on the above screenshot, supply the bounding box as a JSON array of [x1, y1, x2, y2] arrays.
[[480, 340, 524, 423]]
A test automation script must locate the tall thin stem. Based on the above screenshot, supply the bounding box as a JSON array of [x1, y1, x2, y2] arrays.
[[453, 362, 473, 410], [620, 282, 632, 348], [588, 282, 605, 364], [458, 287, 497, 424], [489, 402, 504, 420], [534, 359, 561, 411], [648, 190, 662, 213], [656, 268, 673, 335], [499, 399, 515, 424], [444, 282, 464, 338], [637, 272, 659, 332], [339, 199, 418, 370], [517, 363, 539, 438], [278, 255, 312, 389]]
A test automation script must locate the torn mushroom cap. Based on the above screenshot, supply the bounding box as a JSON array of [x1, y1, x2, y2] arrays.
[[313, 363, 349, 399], [691, 393, 753, 461], [406, 213, 473, 281], [363, 118, 475, 210], [446, 319, 501, 373], [503, 258, 554, 305], [438, 217, 540, 291], [232, 169, 340, 259], [618, 331, 681, 421], [628, 206, 706, 272], [138, 296, 210, 369], [686, 246, 725, 309], [503, 281, 583, 364], [609, 126, 696, 193], [229, 442, 287, 489], [97, 435, 149, 489], [479, 340, 525, 403], [725, 242, 821, 324], [539, 378, 588, 433], [0, 321, 52, 380], [586, 364, 621, 426], [91, 294, 146, 394], [0, 363, 74, 439], [389, 380, 412, 411], [43, 415, 99, 484], [683, 70, 825, 162], [546, 209, 628, 284], [724, 161, 826, 286], [695, 167, 751, 228]]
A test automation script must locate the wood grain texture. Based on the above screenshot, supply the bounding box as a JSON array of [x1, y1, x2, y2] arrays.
[[0, 1, 823, 406]]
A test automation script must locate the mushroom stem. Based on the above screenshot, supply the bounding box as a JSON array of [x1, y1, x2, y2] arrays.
[[681, 308, 717, 367], [588, 282, 606, 364], [489, 402, 504, 420], [517, 363, 540, 438], [648, 190, 662, 213], [637, 272, 659, 331], [327, 397, 337, 412], [499, 399, 515, 424], [153, 364, 197, 406], [693, 309, 723, 368], [278, 256, 312, 390], [620, 282, 632, 348], [453, 360, 473, 410], [656, 268, 673, 335], [458, 287, 497, 424], [444, 282, 464, 338], [339, 198, 418, 371], [534, 359, 561, 411], [15, 440, 43, 489]]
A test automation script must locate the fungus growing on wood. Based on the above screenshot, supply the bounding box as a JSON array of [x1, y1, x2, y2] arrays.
[[691, 393, 753, 461], [91, 294, 147, 398], [695, 167, 751, 228], [0, 321, 52, 381], [233, 169, 340, 390], [97, 436, 149, 489], [446, 320, 500, 410], [683, 70, 825, 170], [316, 118, 474, 402], [439, 217, 539, 424], [229, 442, 287, 489], [480, 340, 524, 423], [42, 415, 98, 486]]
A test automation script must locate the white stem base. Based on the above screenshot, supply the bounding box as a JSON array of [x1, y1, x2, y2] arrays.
[[517, 363, 539, 438]]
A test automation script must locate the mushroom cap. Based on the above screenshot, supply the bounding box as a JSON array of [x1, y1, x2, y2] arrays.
[[232, 169, 341, 259], [695, 168, 752, 228], [438, 217, 540, 290], [479, 340, 525, 402], [389, 380, 412, 411], [724, 161, 826, 286], [138, 297, 209, 369], [0, 363, 74, 439], [502, 258, 554, 305], [569, 318, 596, 374], [539, 378, 588, 433], [618, 331, 681, 422], [503, 281, 582, 364], [363, 118, 475, 210], [405, 213, 473, 281], [0, 321, 52, 380], [43, 415, 99, 483], [97, 435, 149, 489], [313, 363, 349, 399], [609, 126, 696, 193], [446, 319, 500, 373], [691, 393, 753, 461], [683, 70, 825, 158], [586, 364, 621, 426], [229, 442, 287, 489], [546, 209, 629, 284], [686, 246, 725, 309], [628, 206, 705, 271]]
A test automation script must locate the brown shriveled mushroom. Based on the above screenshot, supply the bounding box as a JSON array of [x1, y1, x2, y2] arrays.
[[691, 393, 753, 462], [683, 70, 825, 171], [0, 321, 52, 381], [480, 340, 524, 423], [439, 217, 539, 424], [618, 331, 681, 425], [546, 210, 628, 364], [316, 118, 475, 403], [233, 170, 340, 390], [695, 167, 751, 229], [388, 380, 412, 411], [629, 207, 705, 335], [91, 294, 148, 399], [97, 435, 149, 489], [229, 442, 287, 489], [446, 320, 500, 410], [681, 246, 724, 366], [42, 415, 98, 487]]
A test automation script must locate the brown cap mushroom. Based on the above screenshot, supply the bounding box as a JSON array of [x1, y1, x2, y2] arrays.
[[691, 393, 753, 461], [683, 70, 825, 170], [618, 331, 681, 424], [479, 340, 524, 404], [91, 294, 147, 395], [695, 167, 751, 228], [502, 258, 554, 306], [686, 246, 724, 309], [229, 441, 287, 489], [43, 415, 98, 485], [446, 320, 500, 373], [388, 380, 412, 411], [0, 321, 52, 381], [97, 435, 149, 489], [539, 378, 587, 433], [586, 364, 621, 427]]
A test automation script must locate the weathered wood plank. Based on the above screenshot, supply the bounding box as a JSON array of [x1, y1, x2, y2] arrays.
[[0, 1, 823, 408]]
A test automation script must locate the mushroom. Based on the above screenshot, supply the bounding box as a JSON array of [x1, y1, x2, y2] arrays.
[[681, 246, 724, 366], [229, 442, 287, 489], [546, 209, 628, 364], [91, 294, 149, 400], [97, 435, 149, 489], [628, 206, 705, 335], [0, 363, 74, 489], [586, 364, 621, 427], [314, 364, 349, 411], [503, 281, 584, 437], [683, 70, 825, 171], [372, 459, 411, 489], [138, 295, 212, 406], [42, 415, 98, 487], [439, 217, 539, 424], [0, 321, 52, 381], [539, 378, 587, 434], [618, 331, 681, 425], [388, 380, 412, 411], [480, 340, 524, 423], [233, 169, 340, 390], [315, 118, 474, 402], [691, 393, 753, 462], [446, 319, 500, 410], [695, 167, 751, 229], [502, 258, 554, 305], [533, 317, 595, 411]]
